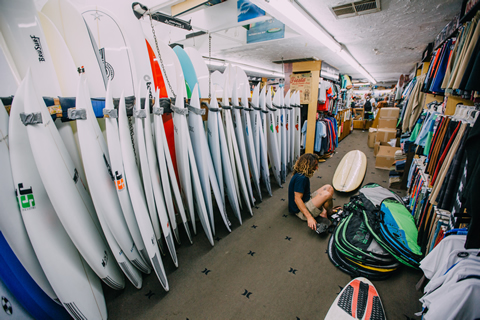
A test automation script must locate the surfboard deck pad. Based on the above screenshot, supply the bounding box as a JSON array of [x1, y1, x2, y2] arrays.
[[325, 277, 386, 320]]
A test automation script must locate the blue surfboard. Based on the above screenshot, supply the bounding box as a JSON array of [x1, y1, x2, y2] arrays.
[[173, 45, 199, 99], [0, 232, 70, 320]]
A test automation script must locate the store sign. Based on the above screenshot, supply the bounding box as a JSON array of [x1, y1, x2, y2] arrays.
[[320, 62, 339, 82], [246, 18, 285, 44], [237, 0, 265, 22], [290, 73, 312, 104]]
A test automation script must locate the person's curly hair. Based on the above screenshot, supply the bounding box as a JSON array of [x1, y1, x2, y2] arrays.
[[293, 153, 319, 178]]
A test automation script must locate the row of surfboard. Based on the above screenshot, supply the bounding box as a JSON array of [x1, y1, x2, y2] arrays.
[[0, 0, 303, 319]]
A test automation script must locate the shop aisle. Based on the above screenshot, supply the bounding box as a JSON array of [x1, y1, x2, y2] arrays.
[[103, 130, 423, 320]]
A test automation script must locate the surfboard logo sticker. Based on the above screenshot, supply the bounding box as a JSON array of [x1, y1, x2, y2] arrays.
[[1, 296, 12, 315], [30, 35, 45, 62], [270, 124, 274, 133], [276, 125, 279, 133], [101, 250, 109, 267], [115, 171, 125, 191], [286, 123, 289, 130], [295, 124, 299, 131], [99, 48, 115, 80], [16, 183, 35, 210]]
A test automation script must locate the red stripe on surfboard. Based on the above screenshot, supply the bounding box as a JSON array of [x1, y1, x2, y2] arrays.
[[351, 280, 360, 318], [145, 39, 180, 185], [364, 285, 378, 320], [145, 40, 167, 98]]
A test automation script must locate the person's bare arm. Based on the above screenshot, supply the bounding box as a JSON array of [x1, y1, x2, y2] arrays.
[[294, 192, 317, 231]]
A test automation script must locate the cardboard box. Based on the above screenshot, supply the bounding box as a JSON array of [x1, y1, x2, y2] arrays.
[[374, 141, 390, 156], [376, 128, 397, 142], [378, 107, 400, 119], [376, 146, 401, 170], [378, 118, 397, 129], [368, 128, 377, 148], [353, 120, 364, 129]]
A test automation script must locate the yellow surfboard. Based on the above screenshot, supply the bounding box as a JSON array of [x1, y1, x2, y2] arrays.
[[332, 150, 367, 192]]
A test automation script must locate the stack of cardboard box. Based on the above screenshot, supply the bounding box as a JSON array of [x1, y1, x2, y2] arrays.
[[374, 108, 401, 170]]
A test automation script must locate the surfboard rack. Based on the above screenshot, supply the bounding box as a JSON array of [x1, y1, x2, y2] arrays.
[[132, 2, 193, 31]]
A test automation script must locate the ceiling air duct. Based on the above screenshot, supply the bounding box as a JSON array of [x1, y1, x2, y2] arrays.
[[330, 0, 381, 19]]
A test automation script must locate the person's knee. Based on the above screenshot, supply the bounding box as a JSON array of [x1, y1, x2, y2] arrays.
[[323, 184, 334, 197]]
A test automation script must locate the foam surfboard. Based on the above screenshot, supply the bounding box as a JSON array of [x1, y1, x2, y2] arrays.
[[139, 87, 179, 266], [118, 91, 169, 291], [207, 90, 242, 225], [265, 87, 282, 187], [10, 76, 108, 319], [76, 74, 146, 287], [0, 278, 35, 320], [0, 232, 71, 320], [332, 150, 367, 192], [325, 277, 386, 320], [189, 85, 231, 233]]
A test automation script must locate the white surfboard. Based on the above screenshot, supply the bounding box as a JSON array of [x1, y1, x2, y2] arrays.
[[0, 101, 56, 302], [251, 85, 272, 196], [188, 87, 214, 233], [226, 85, 253, 216], [76, 74, 147, 286], [294, 91, 301, 162], [189, 85, 231, 232], [150, 89, 182, 246], [139, 86, 179, 266], [118, 91, 169, 291], [284, 89, 291, 172], [279, 88, 287, 183], [207, 90, 241, 225], [217, 106, 243, 225], [221, 88, 242, 210], [10, 75, 108, 319], [173, 65, 213, 244], [231, 79, 255, 207], [104, 81, 150, 268], [241, 93, 262, 202], [273, 90, 282, 172], [152, 91, 193, 244], [266, 88, 282, 187], [23, 70, 125, 288], [288, 90, 295, 170], [250, 86, 261, 173], [325, 277, 386, 319]]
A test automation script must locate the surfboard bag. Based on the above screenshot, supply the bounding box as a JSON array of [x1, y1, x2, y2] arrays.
[[359, 183, 404, 206], [378, 198, 423, 261]]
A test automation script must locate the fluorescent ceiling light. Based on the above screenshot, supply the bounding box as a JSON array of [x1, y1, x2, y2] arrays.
[[250, 0, 376, 84], [250, 0, 341, 53]]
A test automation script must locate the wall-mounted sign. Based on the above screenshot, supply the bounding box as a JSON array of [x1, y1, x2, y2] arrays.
[[246, 18, 285, 44], [290, 73, 312, 104], [320, 62, 340, 82], [237, 0, 265, 22]]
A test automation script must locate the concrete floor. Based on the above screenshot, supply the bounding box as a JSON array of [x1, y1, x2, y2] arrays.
[[103, 129, 424, 319]]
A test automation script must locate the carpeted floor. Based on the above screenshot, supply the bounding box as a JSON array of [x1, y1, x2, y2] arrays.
[[104, 129, 424, 319]]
